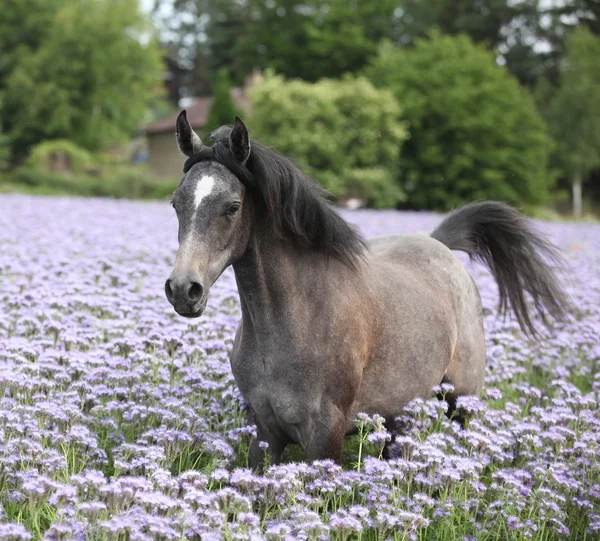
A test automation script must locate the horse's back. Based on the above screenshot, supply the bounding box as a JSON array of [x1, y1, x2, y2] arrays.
[[367, 233, 479, 296], [368, 233, 459, 269], [349, 233, 485, 425]]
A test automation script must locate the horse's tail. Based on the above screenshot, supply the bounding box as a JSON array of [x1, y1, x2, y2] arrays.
[[430, 201, 570, 336]]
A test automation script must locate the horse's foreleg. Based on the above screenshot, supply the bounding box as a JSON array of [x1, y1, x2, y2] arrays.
[[247, 408, 286, 472], [301, 403, 346, 464]]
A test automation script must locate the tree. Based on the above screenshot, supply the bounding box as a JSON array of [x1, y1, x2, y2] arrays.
[[1, 0, 163, 162], [366, 32, 553, 211], [155, 0, 398, 86], [393, 0, 518, 48], [205, 68, 241, 135], [0, 0, 63, 89], [152, 0, 239, 93], [543, 28, 600, 218], [392, 1, 600, 88], [256, 0, 398, 81], [249, 73, 407, 208]]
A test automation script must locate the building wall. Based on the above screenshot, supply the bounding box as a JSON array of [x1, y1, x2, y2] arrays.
[[146, 132, 187, 179]]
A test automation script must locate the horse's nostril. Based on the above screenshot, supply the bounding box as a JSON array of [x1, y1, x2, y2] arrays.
[[187, 282, 203, 303], [165, 279, 174, 301]]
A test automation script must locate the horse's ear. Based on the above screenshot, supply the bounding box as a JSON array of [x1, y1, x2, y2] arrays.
[[175, 110, 203, 157], [229, 116, 251, 165]]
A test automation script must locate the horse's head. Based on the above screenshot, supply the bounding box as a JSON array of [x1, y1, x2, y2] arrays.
[[165, 111, 253, 318]]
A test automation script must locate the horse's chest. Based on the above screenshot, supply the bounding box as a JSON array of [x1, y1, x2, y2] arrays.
[[230, 346, 318, 433]]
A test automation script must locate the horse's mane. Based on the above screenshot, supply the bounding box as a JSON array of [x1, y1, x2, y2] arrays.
[[183, 127, 365, 267]]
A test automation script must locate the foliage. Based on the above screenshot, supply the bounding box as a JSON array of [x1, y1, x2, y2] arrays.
[[155, 0, 600, 94], [542, 28, 600, 214], [25, 140, 95, 175], [157, 0, 399, 86], [392, 0, 548, 86], [1, 0, 163, 163], [2, 166, 177, 200], [367, 32, 554, 211], [204, 69, 240, 136], [0, 111, 9, 171], [0, 0, 63, 86], [244, 0, 397, 82], [504, 0, 600, 87], [249, 73, 407, 206], [344, 168, 406, 209], [394, 0, 518, 48]]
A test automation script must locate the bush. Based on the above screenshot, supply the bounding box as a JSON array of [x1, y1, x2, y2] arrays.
[[3, 166, 177, 200], [345, 168, 406, 209], [366, 32, 554, 210], [25, 140, 95, 174], [249, 73, 407, 207], [205, 68, 241, 136]]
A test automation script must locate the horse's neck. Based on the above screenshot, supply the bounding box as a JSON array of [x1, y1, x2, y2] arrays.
[[232, 232, 324, 330]]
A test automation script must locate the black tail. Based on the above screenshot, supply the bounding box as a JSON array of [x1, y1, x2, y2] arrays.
[[431, 201, 570, 336]]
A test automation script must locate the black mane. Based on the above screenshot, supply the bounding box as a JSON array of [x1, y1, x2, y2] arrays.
[[183, 127, 365, 267]]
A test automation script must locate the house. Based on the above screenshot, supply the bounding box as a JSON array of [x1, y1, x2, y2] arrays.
[[144, 87, 250, 179]]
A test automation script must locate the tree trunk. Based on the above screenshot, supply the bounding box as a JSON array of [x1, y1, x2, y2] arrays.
[[572, 173, 583, 219]]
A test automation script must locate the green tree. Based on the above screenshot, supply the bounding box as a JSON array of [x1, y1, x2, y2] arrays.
[[393, 1, 600, 88], [366, 32, 553, 211], [393, 0, 545, 86], [156, 0, 398, 85], [250, 73, 407, 207], [205, 69, 241, 135], [393, 0, 518, 48], [543, 28, 600, 218], [0, 0, 63, 88], [2, 0, 163, 162]]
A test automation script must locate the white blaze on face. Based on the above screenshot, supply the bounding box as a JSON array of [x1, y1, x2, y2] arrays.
[[177, 174, 218, 269], [194, 175, 216, 211]]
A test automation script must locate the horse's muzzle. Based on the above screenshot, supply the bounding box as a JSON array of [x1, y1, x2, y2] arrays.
[[165, 275, 207, 317]]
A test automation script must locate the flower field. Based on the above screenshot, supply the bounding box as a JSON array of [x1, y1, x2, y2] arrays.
[[1, 194, 599, 541]]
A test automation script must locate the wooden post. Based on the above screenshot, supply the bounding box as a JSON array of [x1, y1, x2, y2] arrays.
[[572, 172, 583, 219]]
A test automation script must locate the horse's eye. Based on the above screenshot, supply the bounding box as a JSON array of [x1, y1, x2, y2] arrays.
[[226, 203, 241, 216]]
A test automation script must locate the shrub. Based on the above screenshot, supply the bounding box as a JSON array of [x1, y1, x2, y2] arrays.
[[25, 140, 95, 174], [249, 73, 407, 207], [3, 166, 177, 200], [205, 68, 241, 136], [345, 168, 406, 209], [366, 32, 554, 210]]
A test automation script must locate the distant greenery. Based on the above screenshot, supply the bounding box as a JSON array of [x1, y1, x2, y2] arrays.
[[156, 0, 399, 85], [153, 0, 600, 214], [0, 0, 163, 163], [0, 111, 9, 171], [393, 0, 600, 87], [540, 28, 600, 218], [204, 68, 241, 136], [156, 0, 600, 91], [1, 1, 598, 213], [25, 140, 95, 175], [250, 74, 407, 208], [367, 32, 554, 211], [1, 167, 177, 200]]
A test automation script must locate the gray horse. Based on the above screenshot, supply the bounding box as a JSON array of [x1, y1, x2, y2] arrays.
[[165, 112, 569, 468]]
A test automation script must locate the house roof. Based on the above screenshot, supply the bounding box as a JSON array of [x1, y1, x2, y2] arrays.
[[144, 88, 249, 135]]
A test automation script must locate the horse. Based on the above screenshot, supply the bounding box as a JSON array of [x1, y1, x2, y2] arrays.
[[165, 111, 570, 468]]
